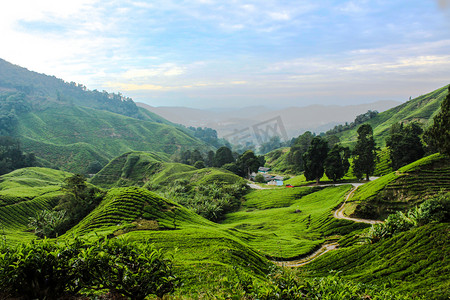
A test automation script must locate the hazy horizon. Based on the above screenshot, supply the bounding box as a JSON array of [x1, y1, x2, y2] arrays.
[[1, 1, 449, 109]]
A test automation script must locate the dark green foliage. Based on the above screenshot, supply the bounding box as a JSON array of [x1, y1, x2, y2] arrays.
[[353, 124, 377, 180], [0, 136, 36, 175], [326, 110, 379, 135], [185, 126, 227, 148], [367, 192, 449, 243], [259, 136, 283, 154], [214, 146, 235, 167], [179, 149, 205, 166], [58, 174, 104, 229], [0, 238, 176, 300], [424, 85, 450, 155], [386, 122, 425, 170], [303, 136, 329, 184], [81, 238, 177, 299], [194, 160, 205, 169], [254, 173, 265, 183], [306, 223, 449, 299], [28, 209, 68, 238], [324, 144, 350, 182], [166, 181, 248, 222], [287, 131, 314, 173], [0, 92, 31, 135], [235, 150, 265, 178], [86, 160, 103, 174], [0, 239, 85, 299]]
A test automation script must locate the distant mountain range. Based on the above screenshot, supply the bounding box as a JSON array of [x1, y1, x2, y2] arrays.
[[137, 100, 402, 139]]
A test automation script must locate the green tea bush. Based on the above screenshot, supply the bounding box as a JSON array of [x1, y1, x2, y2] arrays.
[[81, 238, 177, 300], [0, 239, 84, 299], [164, 181, 248, 222], [0, 238, 176, 300], [367, 192, 449, 243], [217, 267, 413, 299]]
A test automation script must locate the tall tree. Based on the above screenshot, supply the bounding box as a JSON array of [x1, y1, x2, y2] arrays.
[[386, 122, 425, 170], [303, 136, 329, 184], [213, 146, 235, 167], [424, 85, 450, 155], [324, 144, 351, 182], [353, 124, 377, 181], [288, 131, 314, 172], [236, 150, 264, 178], [0, 136, 35, 175]]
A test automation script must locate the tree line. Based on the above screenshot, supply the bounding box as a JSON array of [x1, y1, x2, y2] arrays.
[[288, 85, 450, 183], [177, 146, 265, 178], [325, 110, 379, 136]]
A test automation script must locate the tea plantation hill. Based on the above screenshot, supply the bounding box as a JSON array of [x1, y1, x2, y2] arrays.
[[0, 58, 211, 173], [17, 104, 210, 174], [344, 153, 450, 219], [0, 158, 448, 298], [91, 151, 246, 189], [305, 223, 449, 299], [0, 167, 72, 244], [265, 84, 449, 174]]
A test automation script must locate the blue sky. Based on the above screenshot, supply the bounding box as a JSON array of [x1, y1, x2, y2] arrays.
[[1, 0, 449, 108]]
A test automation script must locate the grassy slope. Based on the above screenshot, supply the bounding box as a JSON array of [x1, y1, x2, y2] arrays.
[[66, 186, 271, 293], [222, 185, 368, 259], [345, 153, 450, 219], [0, 167, 70, 245], [336, 84, 448, 148], [266, 85, 448, 174], [17, 105, 209, 173], [305, 223, 449, 300], [91, 151, 244, 189]]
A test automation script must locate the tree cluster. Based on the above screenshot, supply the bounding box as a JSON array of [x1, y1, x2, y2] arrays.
[[326, 110, 379, 135], [177, 146, 265, 178], [302, 136, 351, 184], [185, 126, 228, 148], [258, 136, 289, 154], [56, 174, 104, 230], [386, 122, 425, 170], [0, 136, 36, 175], [287, 131, 315, 173], [0, 92, 31, 135], [424, 85, 450, 156], [352, 124, 377, 181]]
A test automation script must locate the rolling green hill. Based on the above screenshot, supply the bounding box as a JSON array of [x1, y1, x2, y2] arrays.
[[343, 153, 450, 219], [91, 151, 244, 189], [305, 223, 449, 299], [0, 167, 70, 244], [265, 85, 448, 175], [15, 105, 209, 173], [0, 58, 212, 173], [336, 84, 448, 147]]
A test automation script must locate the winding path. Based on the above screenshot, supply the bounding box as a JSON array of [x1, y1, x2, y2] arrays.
[[333, 184, 382, 225], [272, 178, 382, 266], [274, 243, 339, 267]]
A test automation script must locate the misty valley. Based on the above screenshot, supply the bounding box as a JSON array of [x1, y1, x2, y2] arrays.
[[0, 59, 449, 299]]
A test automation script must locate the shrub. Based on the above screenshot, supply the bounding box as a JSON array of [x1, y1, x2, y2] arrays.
[[0, 239, 84, 299], [28, 209, 68, 238], [367, 192, 449, 243], [255, 173, 266, 183], [0, 238, 177, 300], [81, 238, 177, 299]]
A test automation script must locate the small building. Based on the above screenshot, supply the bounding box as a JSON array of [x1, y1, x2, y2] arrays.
[[258, 167, 271, 174]]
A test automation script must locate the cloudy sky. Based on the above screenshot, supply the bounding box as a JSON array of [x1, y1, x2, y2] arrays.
[[1, 0, 449, 108]]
